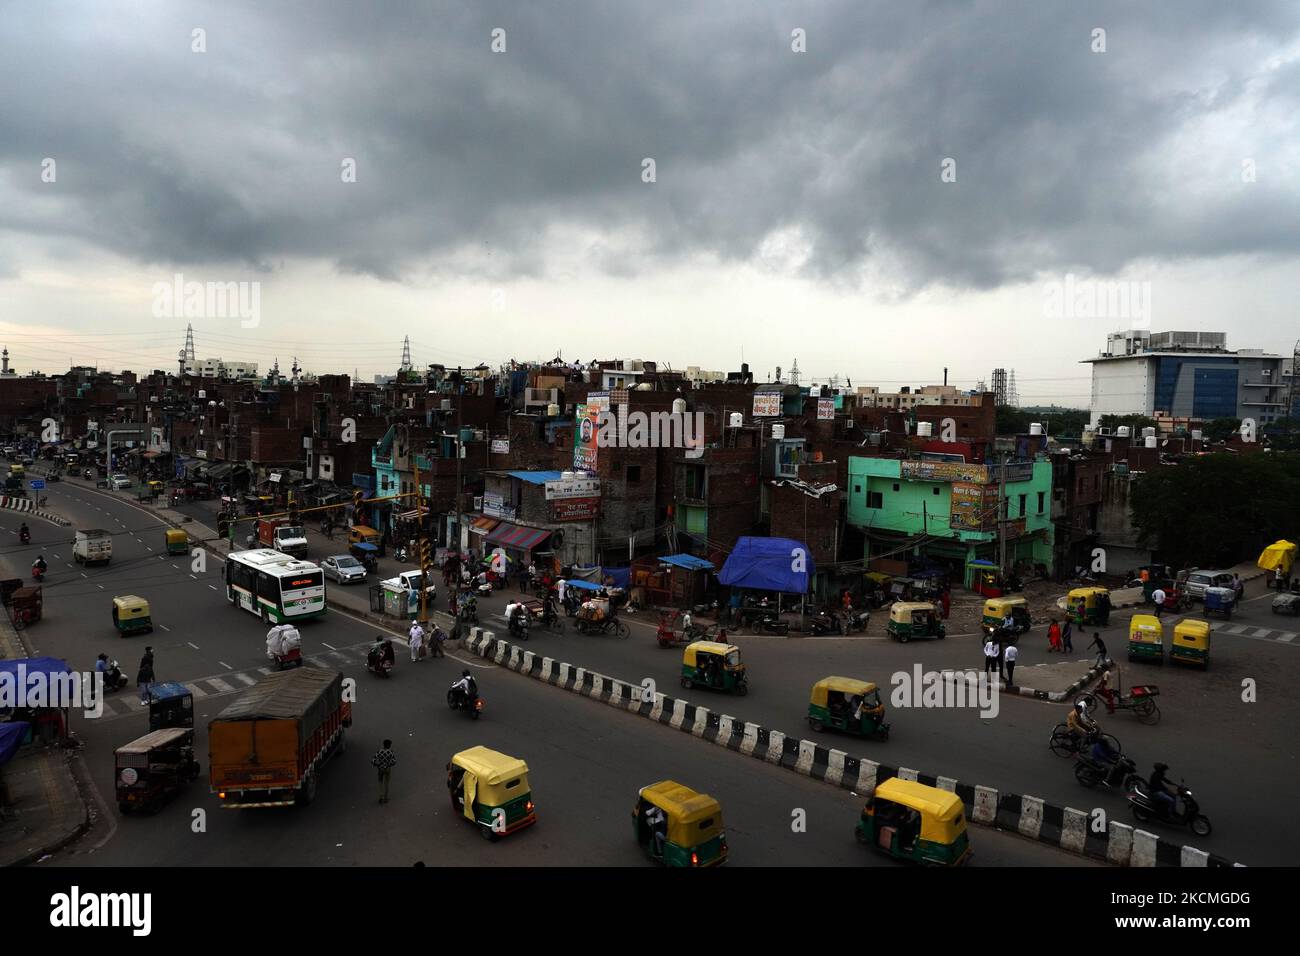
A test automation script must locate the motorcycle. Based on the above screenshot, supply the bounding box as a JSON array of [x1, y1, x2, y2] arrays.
[[100, 660, 129, 692], [393, 545, 409, 563], [842, 608, 871, 634], [751, 613, 789, 636], [507, 613, 530, 642], [1127, 777, 1211, 836], [365, 646, 395, 678], [447, 684, 484, 720], [19, 530, 30, 545], [1074, 751, 1140, 790], [807, 610, 841, 636], [31, 563, 45, 582], [458, 597, 479, 625]]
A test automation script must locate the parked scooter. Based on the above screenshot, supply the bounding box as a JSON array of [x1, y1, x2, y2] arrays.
[[1127, 766, 1211, 836], [751, 614, 789, 636], [807, 609, 841, 636], [842, 608, 871, 634]]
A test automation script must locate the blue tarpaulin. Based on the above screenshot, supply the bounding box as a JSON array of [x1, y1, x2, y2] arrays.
[[603, 567, 631, 590], [718, 537, 814, 594], [0, 722, 30, 765], [564, 578, 604, 592], [660, 554, 716, 572], [0, 657, 72, 682]]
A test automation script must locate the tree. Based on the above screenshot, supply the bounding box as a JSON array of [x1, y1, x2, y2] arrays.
[[1098, 413, 1159, 434], [1202, 417, 1241, 443], [1129, 452, 1300, 567], [996, 406, 1089, 438]]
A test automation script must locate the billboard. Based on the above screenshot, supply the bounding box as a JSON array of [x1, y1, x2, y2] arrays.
[[949, 481, 998, 531], [551, 497, 599, 522], [545, 475, 602, 500], [573, 404, 601, 472], [752, 392, 781, 417], [817, 398, 835, 421], [901, 460, 988, 483]]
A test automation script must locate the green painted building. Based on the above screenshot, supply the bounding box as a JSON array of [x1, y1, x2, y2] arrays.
[[846, 457, 1054, 579]]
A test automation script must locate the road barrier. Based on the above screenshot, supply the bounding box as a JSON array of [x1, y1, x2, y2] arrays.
[[0, 495, 71, 527], [459, 625, 1242, 869]]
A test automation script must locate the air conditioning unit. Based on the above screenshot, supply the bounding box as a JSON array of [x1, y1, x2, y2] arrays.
[[473, 496, 483, 510]]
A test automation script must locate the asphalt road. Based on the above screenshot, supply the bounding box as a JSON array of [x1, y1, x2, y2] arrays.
[[3, 479, 1083, 867]]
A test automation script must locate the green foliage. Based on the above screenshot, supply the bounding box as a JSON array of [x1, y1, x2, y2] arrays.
[[996, 406, 1090, 438], [1202, 417, 1241, 443], [1129, 451, 1300, 567], [1098, 413, 1160, 434]]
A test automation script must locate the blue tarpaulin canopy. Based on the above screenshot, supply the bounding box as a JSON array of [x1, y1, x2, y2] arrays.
[[564, 578, 604, 592], [660, 554, 716, 572], [0, 722, 30, 764], [0, 657, 71, 682], [718, 537, 814, 594]]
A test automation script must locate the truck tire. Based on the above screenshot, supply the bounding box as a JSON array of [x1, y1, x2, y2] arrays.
[[297, 772, 317, 805]]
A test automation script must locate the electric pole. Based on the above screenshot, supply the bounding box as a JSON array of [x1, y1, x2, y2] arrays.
[[453, 367, 463, 554], [997, 454, 1008, 573]]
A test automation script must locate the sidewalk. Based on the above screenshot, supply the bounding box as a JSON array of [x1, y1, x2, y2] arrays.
[[0, 573, 91, 866]]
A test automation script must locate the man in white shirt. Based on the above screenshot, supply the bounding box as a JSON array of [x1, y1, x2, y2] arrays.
[[983, 639, 999, 678], [408, 621, 425, 662], [556, 578, 567, 603], [1151, 586, 1166, 618], [1003, 642, 1019, 686]]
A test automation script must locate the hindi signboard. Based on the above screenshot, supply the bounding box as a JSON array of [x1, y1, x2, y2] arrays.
[[901, 460, 988, 483], [551, 497, 599, 522], [490, 439, 510, 455], [573, 404, 601, 472], [752, 392, 781, 417], [817, 398, 835, 421], [545, 475, 602, 500]]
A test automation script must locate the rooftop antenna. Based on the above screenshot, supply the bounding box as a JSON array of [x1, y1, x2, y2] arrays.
[[400, 335, 413, 371], [789, 358, 801, 387]]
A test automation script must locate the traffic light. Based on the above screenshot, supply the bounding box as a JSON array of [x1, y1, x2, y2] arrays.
[[287, 495, 299, 523], [353, 489, 364, 520], [419, 539, 432, 573]]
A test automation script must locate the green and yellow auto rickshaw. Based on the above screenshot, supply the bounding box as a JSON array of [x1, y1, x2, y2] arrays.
[[981, 596, 1031, 641], [112, 595, 153, 635], [1171, 618, 1211, 669], [886, 602, 946, 642], [1066, 587, 1110, 627], [855, 777, 972, 866], [807, 676, 889, 739], [165, 528, 189, 555], [632, 780, 728, 867], [446, 746, 537, 841], [680, 641, 748, 695], [1127, 614, 1164, 664]]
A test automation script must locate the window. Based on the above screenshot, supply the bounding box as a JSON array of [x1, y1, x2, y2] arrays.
[[1037, 491, 1045, 513], [854, 484, 862, 493], [627, 465, 641, 483], [933, 487, 940, 495], [892, 483, 900, 492], [866, 491, 883, 509], [683, 465, 705, 499], [1018, 494, 1027, 517]]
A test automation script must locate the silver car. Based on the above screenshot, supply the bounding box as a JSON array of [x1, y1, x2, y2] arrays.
[[322, 554, 367, 584], [1184, 569, 1234, 600]]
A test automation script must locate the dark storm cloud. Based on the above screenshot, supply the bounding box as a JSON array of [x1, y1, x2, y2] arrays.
[[1, 0, 1297, 289]]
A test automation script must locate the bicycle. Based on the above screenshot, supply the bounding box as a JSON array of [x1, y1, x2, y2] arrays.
[[1049, 724, 1120, 758]]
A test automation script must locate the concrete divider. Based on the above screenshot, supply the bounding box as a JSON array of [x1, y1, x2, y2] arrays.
[[460, 627, 1239, 867]]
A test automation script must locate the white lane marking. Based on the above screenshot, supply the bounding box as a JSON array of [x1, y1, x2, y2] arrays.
[[232, 673, 257, 686], [80, 572, 87, 579], [158, 623, 171, 632], [145, 547, 152, 551], [1219, 624, 1246, 634], [171, 564, 179, 570], [53, 553, 60, 559], [187, 642, 200, 650], [1248, 627, 1273, 638], [321, 642, 337, 650], [208, 585, 218, 591], [217, 661, 233, 670], [206, 677, 236, 693], [1278, 634, 1296, 643], [185, 683, 207, 698], [96, 584, 104, 590], [189, 574, 197, 580], [256, 667, 273, 675]]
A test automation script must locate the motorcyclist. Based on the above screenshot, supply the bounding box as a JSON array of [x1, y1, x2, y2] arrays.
[[1148, 762, 1178, 816], [32, 555, 47, 576], [504, 601, 528, 636], [368, 637, 395, 670], [450, 669, 477, 707], [19, 523, 30, 542], [96, 653, 109, 674]]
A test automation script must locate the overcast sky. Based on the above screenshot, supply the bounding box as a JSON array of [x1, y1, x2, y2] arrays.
[[1, 1, 1297, 404]]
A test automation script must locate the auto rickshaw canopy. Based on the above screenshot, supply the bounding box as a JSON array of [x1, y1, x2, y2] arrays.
[[349, 524, 382, 542], [1129, 614, 1163, 640], [1067, 587, 1108, 603], [1257, 540, 1297, 574], [863, 571, 892, 586], [1173, 619, 1211, 646], [890, 601, 938, 623], [873, 778, 967, 844], [810, 676, 877, 707], [639, 779, 723, 848], [983, 597, 1027, 618], [115, 726, 191, 756], [112, 595, 151, 618], [449, 746, 530, 809], [165, 529, 188, 547], [682, 641, 741, 667]]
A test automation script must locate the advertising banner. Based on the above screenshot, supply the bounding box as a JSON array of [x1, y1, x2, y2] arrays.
[[901, 460, 988, 483], [817, 398, 835, 421], [950, 481, 998, 531], [551, 497, 599, 522], [573, 404, 600, 472], [490, 439, 510, 455], [545, 476, 602, 500], [752, 393, 781, 417]]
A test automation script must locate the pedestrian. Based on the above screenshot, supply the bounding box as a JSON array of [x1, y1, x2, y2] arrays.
[[939, 588, 951, 619], [1003, 642, 1018, 687], [1061, 616, 1074, 652], [518, 562, 529, 593], [1232, 573, 1244, 603], [136, 646, 155, 705], [408, 621, 425, 662], [982, 637, 999, 678], [372, 739, 397, 804], [1087, 632, 1108, 668], [430, 624, 447, 657], [1150, 584, 1166, 619], [1047, 619, 1062, 653]]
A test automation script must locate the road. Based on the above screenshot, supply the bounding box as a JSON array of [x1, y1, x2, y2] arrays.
[[1, 478, 1082, 866]]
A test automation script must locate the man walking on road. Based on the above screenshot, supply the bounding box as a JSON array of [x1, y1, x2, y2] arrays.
[[408, 621, 425, 662], [136, 646, 155, 705], [1003, 642, 1018, 686], [372, 739, 397, 804], [1088, 633, 1108, 668], [983, 638, 1000, 679], [1151, 585, 1166, 619]]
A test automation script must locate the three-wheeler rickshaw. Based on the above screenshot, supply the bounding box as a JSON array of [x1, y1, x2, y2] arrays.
[[1066, 587, 1111, 627], [112, 595, 153, 635], [855, 777, 972, 866], [680, 641, 748, 695], [446, 746, 537, 841], [632, 780, 728, 867], [114, 727, 201, 814], [349, 541, 380, 572], [887, 602, 947, 643], [980, 597, 1031, 641], [9, 585, 42, 630], [807, 676, 889, 739], [1202, 586, 1235, 620], [165, 528, 189, 555], [148, 681, 194, 731], [1127, 614, 1164, 664], [1171, 618, 1211, 669]]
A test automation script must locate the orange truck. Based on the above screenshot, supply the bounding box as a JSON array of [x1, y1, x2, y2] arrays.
[[209, 668, 351, 808], [255, 517, 308, 558]]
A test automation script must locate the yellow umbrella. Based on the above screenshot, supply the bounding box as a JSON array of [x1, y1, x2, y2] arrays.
[[1257, 540, 1297, 574]]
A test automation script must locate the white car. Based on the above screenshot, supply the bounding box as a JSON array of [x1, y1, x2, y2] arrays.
[[110, 474, 132, 490], [383, 570, 437, 604], [321, 554, 367, 584]]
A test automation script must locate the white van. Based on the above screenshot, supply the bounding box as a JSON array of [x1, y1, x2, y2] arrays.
[[1184, 569, 1234, 600]]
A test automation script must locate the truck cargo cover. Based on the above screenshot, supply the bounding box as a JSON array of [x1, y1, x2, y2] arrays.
[[214, 667, 341, 727]]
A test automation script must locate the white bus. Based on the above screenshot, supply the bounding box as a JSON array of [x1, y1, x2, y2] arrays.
[[225, 549, 326, 623]]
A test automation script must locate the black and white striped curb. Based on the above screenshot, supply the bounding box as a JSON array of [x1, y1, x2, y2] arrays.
[[936, 662, 1108, 703], [0, 495, 71, 526], [460, 627, 1241, 869]]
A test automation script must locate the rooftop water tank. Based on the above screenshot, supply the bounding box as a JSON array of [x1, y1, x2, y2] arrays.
[[1142, 426, 1156, 439], [728, 412, 743, 428], [1029, 422, 1043, 435], [1116, 426, 1131, 438], [1144, 436, 1158, 448], [1191, 429, 1203, 440], [672, 398, 687, 415], [547, 403, 560, 417], [916, 421, 933, 437]]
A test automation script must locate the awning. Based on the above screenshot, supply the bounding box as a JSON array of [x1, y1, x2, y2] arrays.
[[485, 521, 553, 551], [206, 462, 234, 479], [660, 553, 716, 572], [469, 516, 499, 534]]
